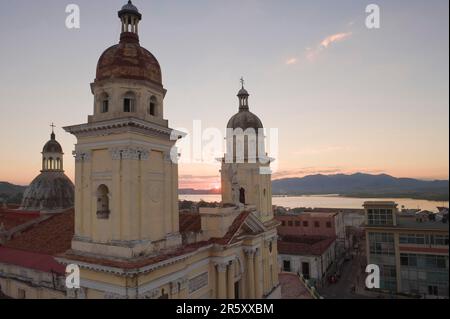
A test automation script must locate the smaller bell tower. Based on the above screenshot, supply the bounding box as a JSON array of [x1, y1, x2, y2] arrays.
[[221, 81, 274, 223]]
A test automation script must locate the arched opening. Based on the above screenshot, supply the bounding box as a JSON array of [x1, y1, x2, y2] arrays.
[[56, 158, 61, 170], [149, 96, 157, 116], [100, 93, 109, 113], [49, 157, 54, 170], [123, 92, 136, 113], [96, 185, 110, 219], [239, 187, 246, 205]]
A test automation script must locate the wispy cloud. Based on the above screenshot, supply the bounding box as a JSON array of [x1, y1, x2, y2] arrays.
[[285, 57, 298, 65], [320, 32, 352, 48], [285, 32, 352, 65], [294, 146, 352, 156]]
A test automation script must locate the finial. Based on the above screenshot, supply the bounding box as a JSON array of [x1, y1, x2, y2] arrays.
[[240, 77, 245, 89], [50, 123, 56, 139]]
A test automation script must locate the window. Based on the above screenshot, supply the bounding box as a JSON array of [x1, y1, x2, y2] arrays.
[[288, 221, 293, 227], [283, 260, 291, 272], [314, 221, 320, 228], [18, 289, 26, 299], [102, 100, 109, 113], [367, 208, 394, 226], [281, 221, 286, 226], [303, 221, 309, 227], [369, 232, 395, 256], [326, 221, 332, 228], [295, 221, 301, 227], [188, 272, 208, 294], [123, 92, 136, 113], [96, 185, 110, 219], [149, 96, 157, 116]]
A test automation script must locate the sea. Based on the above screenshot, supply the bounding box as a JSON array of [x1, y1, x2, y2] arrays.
[[179, 194, 449, 212]]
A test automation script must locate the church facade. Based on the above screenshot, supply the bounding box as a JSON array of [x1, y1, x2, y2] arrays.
[[59, 1, 280, 299], [0, 1, 280, 300]]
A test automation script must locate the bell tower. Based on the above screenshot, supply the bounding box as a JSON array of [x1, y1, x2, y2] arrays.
[[64, 1, 183, 259], [221, 81, 274, 223]]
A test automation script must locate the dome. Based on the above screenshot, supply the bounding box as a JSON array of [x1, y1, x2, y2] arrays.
[[227, 111, 264, 131], [43, 134, 63, 153], [95, 34, 162, 84], [20, 172, 74, 211]]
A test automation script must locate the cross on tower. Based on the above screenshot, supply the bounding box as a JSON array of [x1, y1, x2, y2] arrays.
[[50, 122, 56, 133], [240, 77, 245, 89]]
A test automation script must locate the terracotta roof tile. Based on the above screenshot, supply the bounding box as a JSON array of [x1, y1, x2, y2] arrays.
[[0, 247, 65, 274], [4, 210, 74, 255], [179, 213, 201, 233], [0, 210, 41, 231], [278, 235, 336, 256]]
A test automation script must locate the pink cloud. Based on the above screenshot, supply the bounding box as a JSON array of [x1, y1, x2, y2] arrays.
[[320, 32, 352, 48]]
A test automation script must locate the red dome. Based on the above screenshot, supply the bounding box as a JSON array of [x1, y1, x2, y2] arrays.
[[95, 33, 162, 85]]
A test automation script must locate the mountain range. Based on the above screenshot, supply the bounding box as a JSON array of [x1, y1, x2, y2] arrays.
[[271, 173, 449, 201], [2, 173, 449, 202]]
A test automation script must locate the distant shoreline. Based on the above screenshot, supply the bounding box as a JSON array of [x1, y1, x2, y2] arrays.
[[179, 192, 449, 202]]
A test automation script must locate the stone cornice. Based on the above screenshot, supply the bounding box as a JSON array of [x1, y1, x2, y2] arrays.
[[64, 117, 186, 140]]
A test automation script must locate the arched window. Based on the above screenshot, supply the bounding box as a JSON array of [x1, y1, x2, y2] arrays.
[[100, 93, 109, 113], [149, 96, 157, 116], [123, 92, 136, 113], [239, 187, 246, 205], [49, 157, 54, 170], [96, 185, 110, 219]]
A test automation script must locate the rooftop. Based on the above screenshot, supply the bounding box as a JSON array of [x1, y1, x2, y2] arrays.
[[278, 235, 336, 256], [279, 273, 314, 299]]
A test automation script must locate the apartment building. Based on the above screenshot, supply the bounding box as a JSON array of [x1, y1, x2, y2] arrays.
[[364, 201, 449, 298]]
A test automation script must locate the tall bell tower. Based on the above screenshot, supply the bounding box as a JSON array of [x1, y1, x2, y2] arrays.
[[64, 1, 183, 259], [221, 80, 274, 223]]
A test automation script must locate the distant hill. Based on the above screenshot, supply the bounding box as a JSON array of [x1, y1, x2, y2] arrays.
[[272, 173, 449, 201], [0, 182, 27, 204]]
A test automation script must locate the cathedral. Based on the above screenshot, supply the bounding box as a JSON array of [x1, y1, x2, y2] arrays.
[[0, 1, 280, 299], [20, 128, 74, 212]]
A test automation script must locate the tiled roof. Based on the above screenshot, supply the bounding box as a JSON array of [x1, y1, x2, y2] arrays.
[[59, 241, 212, 270], [0, 209, 41, 231], [179, 212, 201, 233], [211, 210, 252, 245], [279, 273, 313, 299], [278, 235, 336, 256], [4, 210, 74, 255], [0, 247, 65, 274]]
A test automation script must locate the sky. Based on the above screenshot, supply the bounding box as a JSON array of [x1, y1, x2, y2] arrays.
[[0, 0, 448, 189]]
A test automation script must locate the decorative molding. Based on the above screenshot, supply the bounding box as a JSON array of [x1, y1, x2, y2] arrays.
[[74, 151, 91, 162], [215, 263, 228, 273], [110, 147, 150, 160], [243, 247, 257, 257]]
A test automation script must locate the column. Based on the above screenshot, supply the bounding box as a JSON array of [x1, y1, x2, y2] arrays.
[[178, 277, 188, 299], [170, 281, 179, 299], [217, 263, 227, 299], [271, 239, 279, 286], [245, 249, 255, 299], [227, 260, 235, 299], [254, 249, 262, 298]]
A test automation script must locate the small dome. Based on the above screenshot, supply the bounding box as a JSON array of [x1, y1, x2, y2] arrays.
[[118, 1, 141, 19], [227, 111, 264, 131], [20, 172, 74, 211], [95, 36, 162, 84], [238, 87, 249, 96], [43, 133, 63, 153]]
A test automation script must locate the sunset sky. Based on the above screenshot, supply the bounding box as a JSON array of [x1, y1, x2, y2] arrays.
[[0, 0, 448, 189]]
